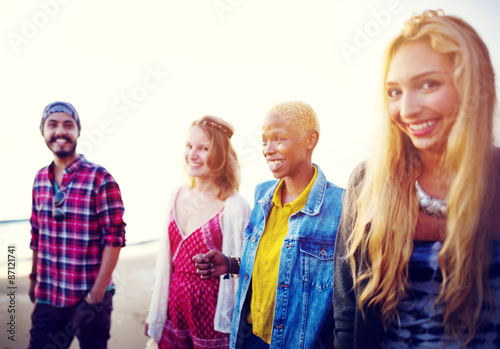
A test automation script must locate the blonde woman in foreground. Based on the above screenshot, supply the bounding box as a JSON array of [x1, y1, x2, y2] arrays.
[[333, 10, 500, 349]]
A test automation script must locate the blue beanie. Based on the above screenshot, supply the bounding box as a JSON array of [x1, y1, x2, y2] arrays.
[[40, 101, 81, 134]]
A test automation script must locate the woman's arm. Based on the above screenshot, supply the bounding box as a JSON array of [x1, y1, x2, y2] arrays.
[[333, 163, 364, 349], [333, 214, 357, 348], [145, 188, 177, 341]]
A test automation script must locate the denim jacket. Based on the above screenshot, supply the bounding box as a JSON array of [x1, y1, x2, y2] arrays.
[[230, 165, 344, 349]]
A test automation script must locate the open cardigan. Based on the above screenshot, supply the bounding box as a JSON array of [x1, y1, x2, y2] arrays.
[[146, 188, 251, 346]]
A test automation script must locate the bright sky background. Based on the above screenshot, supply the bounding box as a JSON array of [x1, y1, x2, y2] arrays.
[[1, 0, 499, 244]]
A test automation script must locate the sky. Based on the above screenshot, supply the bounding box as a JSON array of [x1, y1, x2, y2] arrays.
[[1, 0, 499, 244]]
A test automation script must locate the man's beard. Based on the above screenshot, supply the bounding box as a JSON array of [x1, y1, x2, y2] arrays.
[[54, 146, 76, 158], [47, 136, 77, 159]]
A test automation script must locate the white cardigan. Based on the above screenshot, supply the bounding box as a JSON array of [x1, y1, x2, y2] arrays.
[[146, 188, 251, 346]]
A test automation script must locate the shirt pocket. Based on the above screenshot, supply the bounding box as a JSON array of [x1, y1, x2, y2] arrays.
[[244, 221, 255, 240], [300, 240, 335, 291], [36, 192, 52, 213]]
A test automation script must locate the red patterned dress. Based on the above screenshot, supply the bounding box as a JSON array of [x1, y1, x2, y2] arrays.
[[159, 207, 228, 349]]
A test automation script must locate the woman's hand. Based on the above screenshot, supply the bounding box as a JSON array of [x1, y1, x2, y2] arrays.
[[192, 249, 228, 279]]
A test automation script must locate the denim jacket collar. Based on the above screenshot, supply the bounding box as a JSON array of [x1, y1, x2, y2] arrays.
[[258, 163, 327, 218]]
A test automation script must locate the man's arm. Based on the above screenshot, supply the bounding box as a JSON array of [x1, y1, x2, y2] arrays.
[[87, 172, 126, 304], [85, 245, 121, 304], [29, 181, 40, 304], [29, 250, 38, 303]]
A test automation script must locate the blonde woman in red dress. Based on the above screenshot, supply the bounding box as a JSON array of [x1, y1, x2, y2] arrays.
[[145, 116, 251, 349]]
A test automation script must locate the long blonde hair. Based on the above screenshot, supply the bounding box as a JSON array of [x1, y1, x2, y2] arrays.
[[348, 10, 497, 343]]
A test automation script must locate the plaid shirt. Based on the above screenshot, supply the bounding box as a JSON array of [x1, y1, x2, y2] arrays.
[[30, 155, 126, 307]]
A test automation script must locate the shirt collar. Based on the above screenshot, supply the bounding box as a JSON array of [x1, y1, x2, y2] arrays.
[[64, 154, 86, 174], [48, 155, 86, 186], [50, 154, 85, 174], [272, 165, 318, 212]]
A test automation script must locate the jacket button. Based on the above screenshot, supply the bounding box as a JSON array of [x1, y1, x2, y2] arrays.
[[252, 237, 256, 242], [320, 247, 327, 256], [244, 273, 249, 279]]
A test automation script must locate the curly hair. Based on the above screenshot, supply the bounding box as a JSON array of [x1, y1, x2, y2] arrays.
[[267, 101, 320, 136]]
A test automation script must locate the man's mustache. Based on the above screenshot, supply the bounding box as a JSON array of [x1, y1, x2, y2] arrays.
[[50, 136, 73, 143]]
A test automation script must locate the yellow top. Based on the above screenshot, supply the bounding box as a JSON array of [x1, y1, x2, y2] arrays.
[[249, 166, 317, 344]]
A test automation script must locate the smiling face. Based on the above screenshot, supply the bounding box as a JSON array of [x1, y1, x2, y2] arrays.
[[261, 113, 311, 180], [42, 112, 79, 160], [385, 41, 459, 156], [185, 125, 211, 180]]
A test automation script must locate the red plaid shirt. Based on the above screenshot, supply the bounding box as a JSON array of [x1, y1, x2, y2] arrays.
[[30, 155, 126, 307]]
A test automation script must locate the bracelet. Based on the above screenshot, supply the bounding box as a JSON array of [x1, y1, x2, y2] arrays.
[[224, 255, 231, 280], [29, 273, 37, 281], [230, 256, 241, 278], [231, 256, 241, 268]]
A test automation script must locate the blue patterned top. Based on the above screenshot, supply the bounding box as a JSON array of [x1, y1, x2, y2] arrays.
[[382, 240, 500, 348]]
